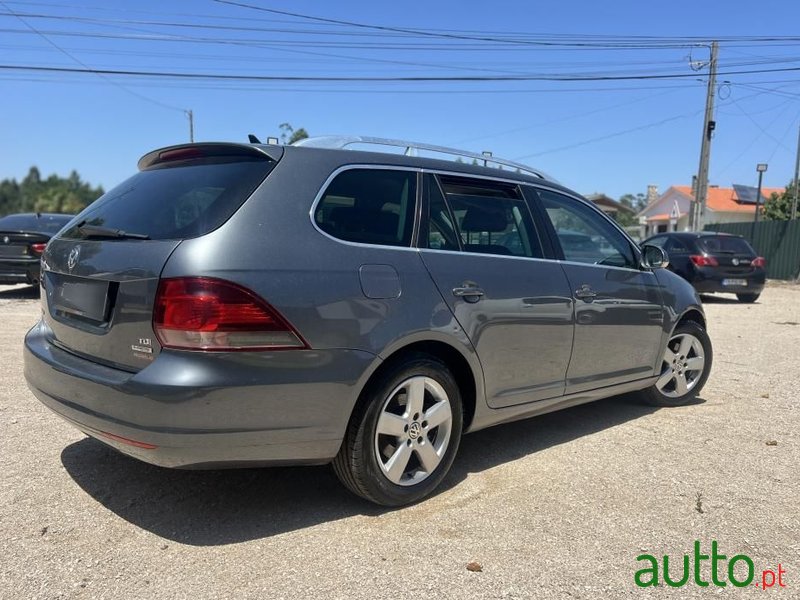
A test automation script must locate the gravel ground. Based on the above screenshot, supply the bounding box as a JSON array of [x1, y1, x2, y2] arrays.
[[1, 283, 798, 599]]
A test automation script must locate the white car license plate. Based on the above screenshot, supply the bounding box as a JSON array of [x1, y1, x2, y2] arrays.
[[722, 278, 747, 286]]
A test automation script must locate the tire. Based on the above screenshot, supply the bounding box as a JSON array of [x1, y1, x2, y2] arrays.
[[332, 354, 463, 506], [640, 320, 713, 407], [736, 293, 760, 303]]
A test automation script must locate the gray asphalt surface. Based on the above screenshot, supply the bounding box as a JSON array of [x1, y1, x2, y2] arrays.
[[1, 283, 798, 599]]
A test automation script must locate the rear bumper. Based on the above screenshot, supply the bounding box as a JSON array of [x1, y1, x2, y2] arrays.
[[24, 320, 377, 468], [689, 268, 765, 295], [0, 258, 40, 284]]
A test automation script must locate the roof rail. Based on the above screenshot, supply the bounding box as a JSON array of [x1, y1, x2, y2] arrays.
[[292, 135, 556, 182]]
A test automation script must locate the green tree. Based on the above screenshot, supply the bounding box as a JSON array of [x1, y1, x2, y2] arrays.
[[0, 167, 104, 217], [616, 193, 646, 227], [762, 181, 796, 221], [278, 123, 310, 145]]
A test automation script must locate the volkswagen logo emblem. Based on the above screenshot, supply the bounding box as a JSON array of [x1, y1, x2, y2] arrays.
[[67, 246, 80, 271], [732, 258, 740, 266], [2, 236, 8, 244]]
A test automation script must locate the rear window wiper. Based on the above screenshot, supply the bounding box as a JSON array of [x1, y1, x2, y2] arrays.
[[76, 223, 150, 240]]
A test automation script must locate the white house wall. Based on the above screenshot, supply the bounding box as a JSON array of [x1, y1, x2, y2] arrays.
[[638, 188, 692, 219], [705, 211, 756, 225]]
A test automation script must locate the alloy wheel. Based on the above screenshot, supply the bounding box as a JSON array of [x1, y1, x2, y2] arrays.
[[374, 376, 453, 486], [655, 332, 706, 398]]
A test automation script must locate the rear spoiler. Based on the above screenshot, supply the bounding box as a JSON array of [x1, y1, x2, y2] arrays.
[[138, 142, 283, 170]]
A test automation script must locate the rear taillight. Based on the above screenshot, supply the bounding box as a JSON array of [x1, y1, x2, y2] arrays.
[[690, 254, 718, 267], [153, 277, 308, 351], [752, 256, 766, 268], [30, 242, 47, 256]]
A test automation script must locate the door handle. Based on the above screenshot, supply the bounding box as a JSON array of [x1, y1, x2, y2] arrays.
[[574, 284, 597, 300], [452, 285, 485, 303]]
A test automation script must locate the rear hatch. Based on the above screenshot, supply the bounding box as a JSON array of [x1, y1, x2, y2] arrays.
[[696, 235, 759, 276], [40, 143, 280, 372]]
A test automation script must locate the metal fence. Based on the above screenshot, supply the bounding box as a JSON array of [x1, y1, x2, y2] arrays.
[[704, 220, 800, 280]]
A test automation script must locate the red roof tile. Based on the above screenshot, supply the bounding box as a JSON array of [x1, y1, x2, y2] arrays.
[[673, 185, 783, 213]]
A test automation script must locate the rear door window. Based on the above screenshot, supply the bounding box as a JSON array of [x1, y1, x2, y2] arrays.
[[430, 175, 542, 258], [314, 168, 417, 247], [61, 156, 275, 241], [697, 236, 755, 255]]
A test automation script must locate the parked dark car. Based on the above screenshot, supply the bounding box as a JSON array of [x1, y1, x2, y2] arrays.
[[643, 231, 765, 303], [0, 213, 74, 285], [24, 136, 713, 506]]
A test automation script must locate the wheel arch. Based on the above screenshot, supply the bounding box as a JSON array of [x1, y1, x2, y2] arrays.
[[351, 335, 484, 434], [675, 307, 706, 331]]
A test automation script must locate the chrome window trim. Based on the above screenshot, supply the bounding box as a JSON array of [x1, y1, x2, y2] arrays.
[[419, 247, 655, 274], [555, 258, 656, 275], [419, 246, 553, 265], [308, 164, 423, 252]]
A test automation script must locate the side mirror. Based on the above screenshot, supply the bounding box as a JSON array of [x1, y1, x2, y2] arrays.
[[641, 244, 669, 269]]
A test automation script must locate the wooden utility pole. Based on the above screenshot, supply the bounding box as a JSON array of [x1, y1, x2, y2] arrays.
[[692, 42, 719, 231]]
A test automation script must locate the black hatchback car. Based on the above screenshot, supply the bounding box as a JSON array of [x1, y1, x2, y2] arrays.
[[0, 213, 74, 285], [643, 232, 765, 303]]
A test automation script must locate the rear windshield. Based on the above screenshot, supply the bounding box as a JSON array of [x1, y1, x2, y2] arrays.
[[0, 214, 73, 234], [60, 157, 274, 241], [696, 235, 755, 255]]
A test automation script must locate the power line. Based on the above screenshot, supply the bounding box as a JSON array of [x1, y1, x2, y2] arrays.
[[452, 87, 689, 145], [4, 62, 800, 82], [0, 74, 702, 93], [730, 94, 796, 152], [0, 2, 186, 113], [213, 1, 800, 51], [713, 98, 797, 179], [513, 112, 704, 160], [7, 0, 800, 47], [511, 87, 785, 160]]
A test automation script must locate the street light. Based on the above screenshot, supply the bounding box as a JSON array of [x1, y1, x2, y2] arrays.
[[751, 163, 768, 242]]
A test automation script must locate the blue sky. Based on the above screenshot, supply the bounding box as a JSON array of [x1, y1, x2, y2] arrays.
[[1, 0, 799, 200]]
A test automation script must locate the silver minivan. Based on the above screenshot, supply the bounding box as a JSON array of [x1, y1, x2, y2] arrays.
[[24, 136, 712, 506]]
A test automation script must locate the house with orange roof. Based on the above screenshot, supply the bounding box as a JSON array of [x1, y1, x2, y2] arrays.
[[636, 184, 783, 239]]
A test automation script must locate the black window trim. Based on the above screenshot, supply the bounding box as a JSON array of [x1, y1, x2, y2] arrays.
[[422, 173, 463, 252], [309, 164, 423, 251]]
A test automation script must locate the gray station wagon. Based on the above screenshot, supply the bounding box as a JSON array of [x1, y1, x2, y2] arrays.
[[24, 136, 712, 506]]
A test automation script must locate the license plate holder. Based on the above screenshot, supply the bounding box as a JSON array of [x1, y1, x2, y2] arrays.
[[722, 278, 747, 287], [52, 275, 110, 322]]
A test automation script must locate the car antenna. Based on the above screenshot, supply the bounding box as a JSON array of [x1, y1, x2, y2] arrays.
[[248, 134, 262, 144]]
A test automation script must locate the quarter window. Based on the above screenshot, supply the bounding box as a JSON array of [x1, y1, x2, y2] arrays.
[[538, 189, 636, 268], [314, 169, 416, 247]]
